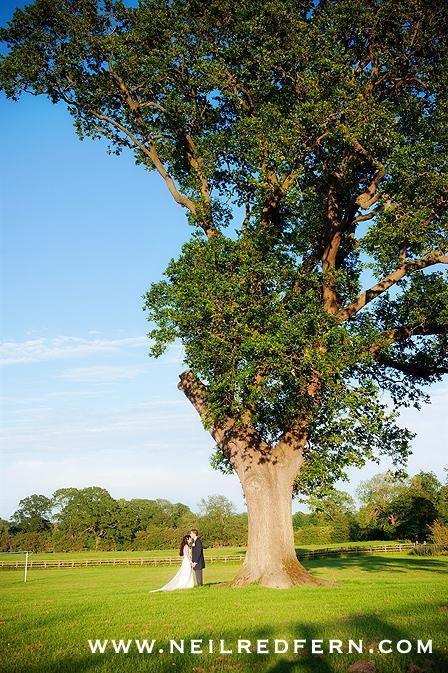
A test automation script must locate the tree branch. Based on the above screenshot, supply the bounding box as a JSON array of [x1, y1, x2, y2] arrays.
[[58, 76, 206, 231], [89, 109, 201, 213], [104, 58, 217, 238], [337, 123, 386, 210], [321, 172, 342, 313], [273, 421, 308, 468], [183, 131, 213, 216], [351, 205, 384, 225], [337, 249, 448, 321], [178, 370, 302, 473], [374, 354, 448, 379], [364, 325, 448, 373], [274, 369, 321, 460]]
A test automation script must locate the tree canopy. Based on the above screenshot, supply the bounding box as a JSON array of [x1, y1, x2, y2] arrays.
[[355, 470, 443, 540], [2, 487, 248, 551], [1, 0, 447, 498], [11, 494, 53, 532]]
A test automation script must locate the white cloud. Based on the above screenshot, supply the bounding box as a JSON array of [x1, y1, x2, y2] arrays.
[[1, 456, 245, 517], [0, 335, 148, 365], [58, 365, 146, 383], [1, 332, 446, 519], [0, 398, 205, 457]]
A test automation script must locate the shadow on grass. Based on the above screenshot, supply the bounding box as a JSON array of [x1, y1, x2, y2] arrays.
[[5, 555, 447, 673], [302, 554, 448, 575], [7, 608, 447, 673]]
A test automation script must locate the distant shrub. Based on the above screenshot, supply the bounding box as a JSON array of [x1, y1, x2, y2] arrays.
[[294, 525, 333, 545], [0, 532, 14, 551], [428, 520, 448, 545], [328, 523, 352, 543], [410, 544, 448, 556], [51, 531, 87, 552]]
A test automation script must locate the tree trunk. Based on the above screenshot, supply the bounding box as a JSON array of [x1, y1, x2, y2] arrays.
[[177, 370, 321, 589], [231, 457, 321, 588]]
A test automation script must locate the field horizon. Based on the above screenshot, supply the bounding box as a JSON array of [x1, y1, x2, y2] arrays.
[[0, 540, 414, 563]]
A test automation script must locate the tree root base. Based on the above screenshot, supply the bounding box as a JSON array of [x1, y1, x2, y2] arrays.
[[229, 557, 328, 589]]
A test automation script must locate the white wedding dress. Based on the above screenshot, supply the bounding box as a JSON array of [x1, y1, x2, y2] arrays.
[[150, 544, 194, 592]]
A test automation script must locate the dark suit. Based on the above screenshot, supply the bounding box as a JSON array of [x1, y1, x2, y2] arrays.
[[191, 537, 205, 586]]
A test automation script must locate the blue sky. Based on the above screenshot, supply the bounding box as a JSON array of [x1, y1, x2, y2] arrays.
[[0, 1, 447, 520]]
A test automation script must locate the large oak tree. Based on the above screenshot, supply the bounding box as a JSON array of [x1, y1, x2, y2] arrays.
[[1, 0, 447, 587]]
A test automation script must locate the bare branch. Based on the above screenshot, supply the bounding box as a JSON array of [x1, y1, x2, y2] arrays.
[[274, 421, 308, 461], [274, 369, 321, 458], [59, 74, 207, 231]]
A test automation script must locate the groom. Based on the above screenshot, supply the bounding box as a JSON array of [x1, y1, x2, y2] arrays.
[[190, 529, 205, 587]]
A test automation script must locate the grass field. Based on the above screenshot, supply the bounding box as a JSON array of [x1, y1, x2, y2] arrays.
[[1, 553, 447, 673]]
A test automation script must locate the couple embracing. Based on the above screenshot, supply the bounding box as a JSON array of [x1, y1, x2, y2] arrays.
[[150, 529, 205, 592]]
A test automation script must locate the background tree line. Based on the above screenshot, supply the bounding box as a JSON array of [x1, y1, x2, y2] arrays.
[[0, 490, 248, 553], [1, 470, 446, 553], [293, 470, 448, 545]]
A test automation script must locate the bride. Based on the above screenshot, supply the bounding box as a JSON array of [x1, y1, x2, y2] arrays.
[[149, 534, 194, 592]]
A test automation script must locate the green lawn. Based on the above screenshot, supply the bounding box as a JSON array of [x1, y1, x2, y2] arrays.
[[1, 553, 447, 673]]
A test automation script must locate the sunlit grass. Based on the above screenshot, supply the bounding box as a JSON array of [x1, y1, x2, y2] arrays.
[[1, 553, 446, 673]]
